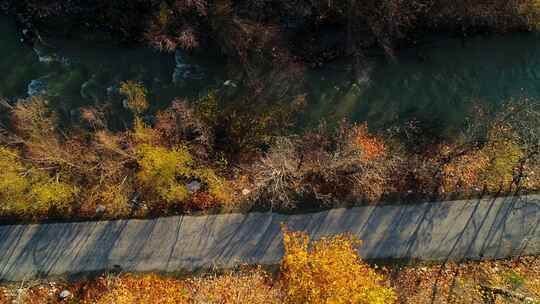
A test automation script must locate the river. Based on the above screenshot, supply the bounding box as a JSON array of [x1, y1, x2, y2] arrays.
[[2, 16, 540, 137]]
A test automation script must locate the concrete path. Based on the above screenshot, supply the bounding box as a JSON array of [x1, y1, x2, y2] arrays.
[[0, 195, 539, 281]]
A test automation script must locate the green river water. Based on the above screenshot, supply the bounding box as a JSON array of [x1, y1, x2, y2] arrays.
[[2, 17, 540, 136]]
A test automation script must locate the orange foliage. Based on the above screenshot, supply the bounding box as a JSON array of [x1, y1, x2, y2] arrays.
[[188, 191, 221, 210], [0, 287, 10, 303], [351, 123, 387, 161]]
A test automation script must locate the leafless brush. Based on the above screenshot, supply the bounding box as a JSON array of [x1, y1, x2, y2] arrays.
[[252, 137, 302, 209]]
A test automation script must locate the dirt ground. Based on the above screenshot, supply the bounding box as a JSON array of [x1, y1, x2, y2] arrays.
[[1, 256, 539, 303], [386, 256, 540, 304]]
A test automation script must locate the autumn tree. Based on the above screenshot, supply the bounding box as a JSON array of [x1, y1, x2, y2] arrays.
[[281, 229, 396, 304]]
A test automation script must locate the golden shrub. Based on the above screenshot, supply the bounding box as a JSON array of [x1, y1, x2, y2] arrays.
[[136, 144, 193, 205], [132, 117, 160, 146], [195, 168, 233, 204], [91, 181, 132, 215], [281, 229, 396, 304], [482, 140, 524, 192], [0, 147, 79, 216], [92, 274, 189, 304], [87, 271, 281, 304], [120, 81, 149, 115], [30, 180, 78, 214], [0, 147, 30, 215]]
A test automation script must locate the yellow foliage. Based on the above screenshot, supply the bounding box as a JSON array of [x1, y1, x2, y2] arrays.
[[482, 141, 524, 192], [195, 168, 233, 204], [0, 147, 30, 214], [132, 117, 160, 145], [88, 271, 280, 304], [0, 147, 78, 216], [29, 180, 78, 214], [120, 81, 149, 115], [92, 274, 189, 304], [93, 181, 131, 214], [281, 229, 396, 304], [136, 144, 193, 204]]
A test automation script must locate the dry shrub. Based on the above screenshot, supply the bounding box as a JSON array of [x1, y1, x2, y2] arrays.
[[251, 122, 393, 208], [338, 123, 392, 201], [440, 146, 490, 194], [351, 123, 387, 161], [301, 122, 393, 203], [389, 257, 540, 304], [195, 168, 233, 205], [454, 101, 538, 194], [210, 0, 282, 67], [80, 106, 107, 130], [216, 92, 305, 158], [90, 274, 189, 304], [11, 97, 56, 139], [281, 229, 396, 304], [12, 98, 95, 175], [187, 269, 283, 303], [79, 271, 280, 304], [478, 114, 527, 192], [0, 287, 10, 303], [145, 1, 207, 52], [135, 143, 232, 210], [155, 99, 214, 153], [252, 137, 303, 209]]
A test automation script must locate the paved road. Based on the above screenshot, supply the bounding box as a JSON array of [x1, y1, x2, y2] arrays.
[[0, 195, 539, 281]]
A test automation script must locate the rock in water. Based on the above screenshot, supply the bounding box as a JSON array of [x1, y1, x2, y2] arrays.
[[173, 50, 205, 83], [27, 78, 47, 96]]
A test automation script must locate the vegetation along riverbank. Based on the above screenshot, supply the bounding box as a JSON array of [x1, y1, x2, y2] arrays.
[[0, 1, 539, 220], [0, 89, 538, 221]]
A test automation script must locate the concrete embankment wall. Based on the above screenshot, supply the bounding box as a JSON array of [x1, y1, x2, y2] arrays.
[[0, 195, 539, 281]]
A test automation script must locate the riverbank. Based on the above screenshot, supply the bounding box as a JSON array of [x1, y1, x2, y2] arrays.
[[1, 92, 539, 222], [3, 0, 540, 65]]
